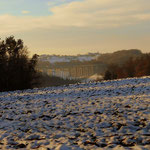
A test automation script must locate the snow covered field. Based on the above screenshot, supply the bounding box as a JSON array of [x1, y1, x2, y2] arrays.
[[0, 77, 150, 150]]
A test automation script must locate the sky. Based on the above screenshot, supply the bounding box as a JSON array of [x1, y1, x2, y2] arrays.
[[0, 0, 150, 56]]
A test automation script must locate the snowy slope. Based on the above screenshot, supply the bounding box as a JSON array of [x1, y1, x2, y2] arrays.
[[0, 77, 150, 149]]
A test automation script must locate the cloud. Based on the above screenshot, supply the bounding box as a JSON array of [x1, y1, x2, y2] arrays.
[[21, 10, 30, 14], [49, 0, 150, 27], [0, 0, 150, 35]]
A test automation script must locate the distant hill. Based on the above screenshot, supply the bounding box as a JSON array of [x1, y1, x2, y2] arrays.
[[96, 49, 142, 66], [37, 49, 143, 79], [38, 53, 100, 64], [38, 49, 142, 66]]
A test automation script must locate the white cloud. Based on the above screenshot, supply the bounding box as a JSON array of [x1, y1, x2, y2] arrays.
[[0, 0, 150, 34]]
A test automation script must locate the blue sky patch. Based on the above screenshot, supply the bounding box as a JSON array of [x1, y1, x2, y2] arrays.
[[0, 0, 81, 16]]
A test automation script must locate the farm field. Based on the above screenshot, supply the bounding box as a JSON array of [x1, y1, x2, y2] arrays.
[[0, 77, 150, 150]]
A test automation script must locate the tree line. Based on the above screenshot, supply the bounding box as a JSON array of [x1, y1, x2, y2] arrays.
[[104, 54, 150, 80]]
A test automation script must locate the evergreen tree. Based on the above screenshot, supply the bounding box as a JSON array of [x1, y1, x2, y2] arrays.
[[0, 36, 38, 91]]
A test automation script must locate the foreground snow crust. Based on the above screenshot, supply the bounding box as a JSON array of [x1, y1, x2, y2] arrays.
[[0, 77, 150, 150]]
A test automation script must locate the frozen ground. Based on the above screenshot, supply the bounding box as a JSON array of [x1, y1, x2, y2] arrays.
[[0, 77, 150, 150]]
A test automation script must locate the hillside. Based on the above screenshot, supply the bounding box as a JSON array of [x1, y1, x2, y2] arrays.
[[96, 49, 142, 66], [37, 50, 143, 80], [39, 53, 100, 64], [0, 77, 150, 149]]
